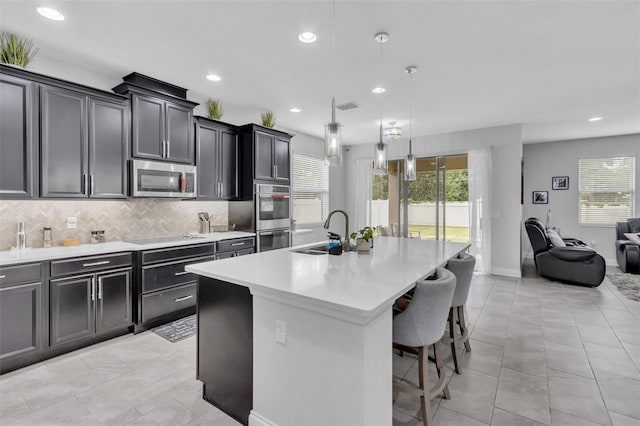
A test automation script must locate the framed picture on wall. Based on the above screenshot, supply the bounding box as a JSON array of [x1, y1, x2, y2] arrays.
[[532, 191, 548, 204], [552, 176, 569, 190]]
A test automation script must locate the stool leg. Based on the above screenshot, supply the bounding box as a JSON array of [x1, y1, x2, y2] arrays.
[[433, 342, 451, 400], [448, 307, 461, 375], [458, 305, 471, 352], [418, 347, 432, 426]]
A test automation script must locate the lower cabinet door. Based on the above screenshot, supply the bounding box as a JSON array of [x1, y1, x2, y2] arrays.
[[50, 275, 95, 346], [96, 268, 132, 334], [0, 282, 43, 361]]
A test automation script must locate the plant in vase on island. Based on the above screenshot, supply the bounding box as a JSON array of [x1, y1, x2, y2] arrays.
[[350, 226, 374, 253]]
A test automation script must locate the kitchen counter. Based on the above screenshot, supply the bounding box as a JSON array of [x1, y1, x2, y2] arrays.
[[0, 231, 255, 266], [187, 237, 470, 426]]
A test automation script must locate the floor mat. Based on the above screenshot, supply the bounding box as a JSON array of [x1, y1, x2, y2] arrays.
[[151, 315, 197, 343], [606, 272, 640, 302]]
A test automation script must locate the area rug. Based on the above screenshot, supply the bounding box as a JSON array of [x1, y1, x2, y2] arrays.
[[151, 315, 197, 343], [606, 272, 640, 302]]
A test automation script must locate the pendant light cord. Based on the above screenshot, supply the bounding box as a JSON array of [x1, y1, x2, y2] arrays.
[[409, 71, 413, 154], [379, 37, 384, 140]]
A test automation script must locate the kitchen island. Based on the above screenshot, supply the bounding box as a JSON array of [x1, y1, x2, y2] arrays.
[[186, 237, 470, 426]]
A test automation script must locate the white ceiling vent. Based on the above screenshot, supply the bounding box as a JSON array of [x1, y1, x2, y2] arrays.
[[336, 101, 360, 111]]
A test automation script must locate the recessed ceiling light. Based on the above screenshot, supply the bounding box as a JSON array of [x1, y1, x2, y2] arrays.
[[206, 74, 221, 82], [372, 87, 386, 94], [298, 32, 317, 43], [289, 108, 302, 113], [37, 7, 64, 21], [588, 116, 603, 122]]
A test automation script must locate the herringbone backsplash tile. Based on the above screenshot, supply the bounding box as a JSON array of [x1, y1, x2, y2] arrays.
[[0, 199, 229, 250]]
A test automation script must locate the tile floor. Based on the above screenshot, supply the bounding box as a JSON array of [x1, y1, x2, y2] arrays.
[[1, 267, 639, 426]]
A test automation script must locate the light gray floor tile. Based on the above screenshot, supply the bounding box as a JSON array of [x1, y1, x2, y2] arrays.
[[492, 407, 547, 426], [434, 406, 489, 426], [393, 351, 418, 380], [127, 397, 198, 426], [550, 409, 605, 426], [0, 393, 30, 420], [459, 339, 504, 378], [609, 412, 640, 426], [593, 369, 640, 421], [542, 323, 583, 348], [439, 368, 498, 424], [623, 342, 640, 371], [393, 408, 423, 426], [547, 370, 611, 426], [542, 306, 576, 327], [577, 323, 623, 348], [611, 324, 640, 346], [544, 341, 593, 378], [470, 319, 509, 347], [501, 339, 547, 377], [571, 307, 610, 327], [584, 342, 640, 380], [494, 367, 550, 425]]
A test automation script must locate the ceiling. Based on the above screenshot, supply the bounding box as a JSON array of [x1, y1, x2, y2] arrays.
[[1, 1, 638, 145]]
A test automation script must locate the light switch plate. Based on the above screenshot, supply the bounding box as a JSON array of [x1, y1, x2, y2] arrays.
[[275, 320, 286, 344], [67, 217, 77, 229]]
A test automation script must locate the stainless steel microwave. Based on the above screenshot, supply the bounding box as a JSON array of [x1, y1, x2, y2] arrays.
[[131, 159, 197, 198]]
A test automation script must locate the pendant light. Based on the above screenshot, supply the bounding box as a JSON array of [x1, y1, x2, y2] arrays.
[[404, 66, 417, 181], [324, 0, 342, 166], [373, 32, 389, 176]]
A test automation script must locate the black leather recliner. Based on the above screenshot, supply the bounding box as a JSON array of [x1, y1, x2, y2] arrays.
[[615, 219, 640, 274], [525, 218, 605, 287]]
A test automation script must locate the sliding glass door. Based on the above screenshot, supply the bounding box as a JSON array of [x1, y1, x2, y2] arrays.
[[372, 154, 469, 242]]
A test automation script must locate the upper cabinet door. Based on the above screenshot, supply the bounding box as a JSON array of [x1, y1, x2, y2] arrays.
[[89, 99, 128, 199], [0, 74, 37, 198], [220, 128, 238, 199], [165, 102, 193, 164], [40, 86, 88, 198], [196, 124, 219, 200], [274, 138, 290, 183], [132, 94, 164, 160], [254, 131, 274, 181]]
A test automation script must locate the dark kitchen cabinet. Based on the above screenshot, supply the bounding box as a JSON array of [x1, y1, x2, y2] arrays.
[[195, 117, 239, 200], [49, 253, 133, 347], [215, 237, 255, 259], [0, 72, 38, 199], [0, 263, 45, 371], [40, 85, 129, 199], [113, 73, 198, 165]]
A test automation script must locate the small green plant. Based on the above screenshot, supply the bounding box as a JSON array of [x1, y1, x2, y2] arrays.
[[260, 111, 276, 128], [205, 98, 223, 120], [0, 32, 39, 68], [350, 226, 375, 242]]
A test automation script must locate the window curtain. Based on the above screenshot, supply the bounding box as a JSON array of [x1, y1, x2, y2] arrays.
[[468, 147, 492, 273], [354, 159, 373, 231]]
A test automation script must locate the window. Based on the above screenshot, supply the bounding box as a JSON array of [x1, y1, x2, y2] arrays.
[[579, 156, 635, 225], [292, 154, 329, 225]]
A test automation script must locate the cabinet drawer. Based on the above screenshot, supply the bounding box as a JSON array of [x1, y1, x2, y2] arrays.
[[140, 283, 197, 323], [141, 243, 215, 265], [142, 256, 213, 293], [217, 238, 254, 253], [236, 248, 255, 257], [0, 263, 42, 287], [51, 253, 132, 278]]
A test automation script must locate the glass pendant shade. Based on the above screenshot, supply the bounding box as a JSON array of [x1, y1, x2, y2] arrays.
[[325, 121, 343, 166], [405, 152, 416, 181], [373, 141, 388, 175]]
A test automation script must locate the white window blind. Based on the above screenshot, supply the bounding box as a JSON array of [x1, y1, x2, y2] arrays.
[[579, 156, 635, 225], [292, 154, 329, 225]]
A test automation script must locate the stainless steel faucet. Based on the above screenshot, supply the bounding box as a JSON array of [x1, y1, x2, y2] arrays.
[[323, 210, 350, 252]]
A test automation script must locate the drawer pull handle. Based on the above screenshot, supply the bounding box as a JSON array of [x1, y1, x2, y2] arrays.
[[174, 271, 190, 276], [231, 242, 245, 246], [82, 260, 111, 267], [0, 275, 5, 279], [174, 295, 193, 303]]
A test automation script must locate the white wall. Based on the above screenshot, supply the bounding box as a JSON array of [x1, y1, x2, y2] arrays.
[[522, 134, 640, 265], [344, 124, 523, 277]]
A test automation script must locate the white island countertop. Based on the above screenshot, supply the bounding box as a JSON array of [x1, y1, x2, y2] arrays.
[[187, 237, 470, 319], [0, 231, 255, 266]]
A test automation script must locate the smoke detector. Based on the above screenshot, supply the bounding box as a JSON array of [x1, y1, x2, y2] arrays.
[[336, 101, 360, 111]]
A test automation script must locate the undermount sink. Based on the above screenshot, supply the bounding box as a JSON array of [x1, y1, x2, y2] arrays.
[[125, 235, 205, 245], [291, 243, 332, 255]]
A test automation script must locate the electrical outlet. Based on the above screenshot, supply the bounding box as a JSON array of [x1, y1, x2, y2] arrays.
[[275, 320, 286, 344], [67, 217, 77, 229]]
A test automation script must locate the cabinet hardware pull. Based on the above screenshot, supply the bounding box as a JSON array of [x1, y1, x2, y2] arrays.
[[0, 275, 6, 279], [83, 174, 88, 195], [90, 174, 95, 196], [82, 260, 111, 267], [91, 277, 96, 301], [231, 242, 245, 246], [166, 140, 170, 158], [272, 165, 276, 178], [174, 271, 190, 276], [162, 140, 166, 158], [174, 295, 193, 302], [260, 232, 273, 236], [97, 277, 103, 300], [275, 165, 278, 178]]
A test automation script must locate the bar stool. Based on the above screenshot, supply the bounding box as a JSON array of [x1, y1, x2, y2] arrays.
[[393, 267, 457, 426], [444, 253, 476, 374]]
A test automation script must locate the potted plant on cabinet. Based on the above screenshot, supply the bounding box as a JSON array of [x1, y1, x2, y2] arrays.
[[350, 226, 374, 254], [0, 32, 39, 68], [260, 111, 276, 128], [205, 98, 224, 120]]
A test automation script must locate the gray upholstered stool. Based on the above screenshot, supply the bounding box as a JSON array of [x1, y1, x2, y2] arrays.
[[393, 267, 456, 426], [444, 253, 476, 374]]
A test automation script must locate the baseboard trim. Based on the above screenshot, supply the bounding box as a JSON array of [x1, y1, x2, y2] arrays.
[[605, 258, 617, 267], [249, 411, 278, 426], [491, 267, 522, 278]]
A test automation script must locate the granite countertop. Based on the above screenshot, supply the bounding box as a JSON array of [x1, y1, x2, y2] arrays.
[[187, 237, 470, 318], [0, 231, 255, 266]]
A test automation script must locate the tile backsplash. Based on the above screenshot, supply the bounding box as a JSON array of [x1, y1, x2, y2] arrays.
[[0, 199, 229, 250]]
